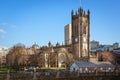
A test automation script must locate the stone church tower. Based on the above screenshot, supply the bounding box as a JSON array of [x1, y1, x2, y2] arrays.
[[71, 7, 90, 61]]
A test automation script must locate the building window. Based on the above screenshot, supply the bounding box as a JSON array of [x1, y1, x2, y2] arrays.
[[83, 26, 86, 34]]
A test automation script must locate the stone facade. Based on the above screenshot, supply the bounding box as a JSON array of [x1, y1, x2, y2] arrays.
[[6, 42, 74, 68], [71, 8, 90, 61], [38, 42, 73, 68]]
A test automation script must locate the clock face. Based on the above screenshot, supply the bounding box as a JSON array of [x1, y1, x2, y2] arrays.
[[75, 37, 78, 42]]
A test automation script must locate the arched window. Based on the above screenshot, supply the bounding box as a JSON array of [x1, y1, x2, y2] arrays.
[[59, 54, 65, 63]]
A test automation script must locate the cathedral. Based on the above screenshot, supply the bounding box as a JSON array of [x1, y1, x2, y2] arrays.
[[37, 7, 90, 68], [7, 7, 91, 69]]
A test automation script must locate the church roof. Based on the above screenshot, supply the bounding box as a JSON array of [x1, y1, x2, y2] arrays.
[[74, 61, 114, 68]]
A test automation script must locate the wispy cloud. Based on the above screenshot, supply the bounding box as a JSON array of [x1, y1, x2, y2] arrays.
[[0, 35, 5, 39], [0, 23, 8, 26], [10, 24, 17, 28], [0, 22, 16, 39], [0, 29, 7, 34], [0, 22, 17, 28]]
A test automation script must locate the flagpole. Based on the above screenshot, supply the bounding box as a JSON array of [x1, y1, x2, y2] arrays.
[[79, 0, 81, 6]]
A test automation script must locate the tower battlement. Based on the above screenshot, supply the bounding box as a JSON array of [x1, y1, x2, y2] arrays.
[[71, 7, 90, 18], [71, 7, 90, 61]]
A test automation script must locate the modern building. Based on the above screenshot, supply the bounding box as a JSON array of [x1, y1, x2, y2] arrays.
[[90, 40, 99, 49], [113, 42, 119, 49], [112, 48, 120, 65], [90, 40, 99, 53], [64, 24, 72, 45], [71, 7, 90, 61], [90, 42, 119, 53]]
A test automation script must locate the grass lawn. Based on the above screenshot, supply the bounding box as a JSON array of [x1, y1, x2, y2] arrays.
[[36, 67, 67, 72], [0, 67, 10, 70]]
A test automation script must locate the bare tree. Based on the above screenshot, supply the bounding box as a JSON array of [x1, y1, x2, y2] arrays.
[[28, 49, 40, 67], [6, 44, 27, 67]]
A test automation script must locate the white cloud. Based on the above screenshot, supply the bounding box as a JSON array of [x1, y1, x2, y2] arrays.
[[0, 29, 7, 34]]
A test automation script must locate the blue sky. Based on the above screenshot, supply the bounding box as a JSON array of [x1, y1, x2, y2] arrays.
[[0, 0, 120, 48]]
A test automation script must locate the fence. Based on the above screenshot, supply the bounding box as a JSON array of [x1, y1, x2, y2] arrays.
[[0, 66, 120, 80]]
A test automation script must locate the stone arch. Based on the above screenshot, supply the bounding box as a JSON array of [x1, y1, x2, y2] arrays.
[[58, 53, 66, 68], [57, 48, 68, 68]]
